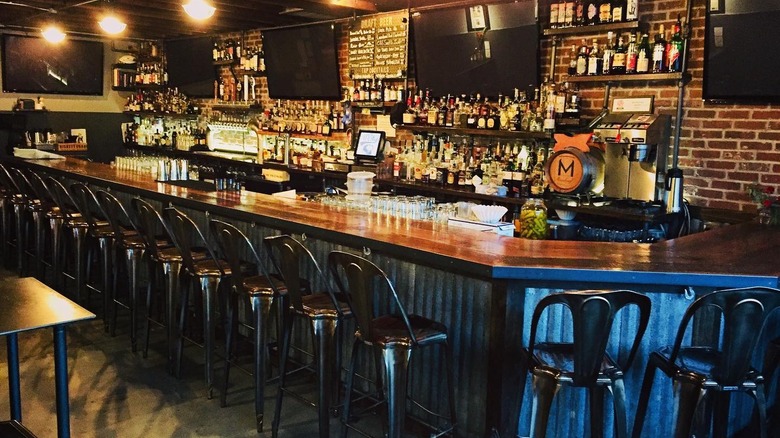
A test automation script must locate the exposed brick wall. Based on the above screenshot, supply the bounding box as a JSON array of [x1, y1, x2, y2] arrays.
[[201, 0, 778, 214]]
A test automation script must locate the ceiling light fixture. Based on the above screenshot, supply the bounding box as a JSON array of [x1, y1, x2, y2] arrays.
[[99, 15, 126, 34], [41, 25, 66, 43], [182, 0, 216, 20]]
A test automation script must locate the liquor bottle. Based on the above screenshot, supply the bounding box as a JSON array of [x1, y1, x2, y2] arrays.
[[587, 39, 602, 76], [321, 117, 332, 136], [668, 16, 684, 72], [568, 45, 578, 76], [575, 39, 589, 76], [652, 25, 667, 73], [599, 0, 612, 24], [602, 31, 615, 74], [625, 0, 638, 21], [571, 0, 583, 26], [611, 36, 627, 74], [611, 0, 625, 23], [550, 1, 560, 28], [625, 32, 638, 74], [439, 97, 449, 127], [563, 0, 574, 27], [585, 0, 599, 24], [636, 33, 651, 73], [212, 40, 219, 62]]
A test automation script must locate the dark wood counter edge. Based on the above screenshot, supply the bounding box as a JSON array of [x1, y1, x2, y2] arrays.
[[16, 158, 780, 290]]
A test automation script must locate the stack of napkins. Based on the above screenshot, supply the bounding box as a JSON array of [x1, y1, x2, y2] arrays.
[[447, 217, 514, 236], [14, 148, 65, 160]]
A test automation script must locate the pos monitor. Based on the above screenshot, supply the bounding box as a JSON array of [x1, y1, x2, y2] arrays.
[[353, 130, 385, 164]]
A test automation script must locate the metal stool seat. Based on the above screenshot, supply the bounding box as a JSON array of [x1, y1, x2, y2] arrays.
[[518, 290, 650, 438], [632, 286, 780, 438], [329, 251, 456, 438], [267, 235, 352, 438]]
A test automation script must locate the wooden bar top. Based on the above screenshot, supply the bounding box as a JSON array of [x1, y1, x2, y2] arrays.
[[19, 158, 780, 289]]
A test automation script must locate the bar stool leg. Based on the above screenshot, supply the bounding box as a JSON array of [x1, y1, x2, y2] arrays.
[[32, 210, 46, 279], [72, 226, 88, 303], [341, 339, 361, 438], [99, 236, 114, 331], [49, 217, 64, 289], [608, 378, 628, 438], [378, 344, 412, 438], [252, 294, 273, 432], [529, 372, 559, 438], [272, 307, 294, 438], [161, 261, 182, 375], [312, 316, 339, 438], [13, 203, 26, 276], [0, 199, 8, 266], [125, 247, 145, 352], [673, 379, 707, 438], [200, 275, 221, 399], [590, 385, 605, 438], [748, 384, 769, 438]]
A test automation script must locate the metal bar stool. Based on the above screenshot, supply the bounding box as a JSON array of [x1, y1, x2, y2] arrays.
[[632, 286, 780, 438], [24, 171, 60, 281], [70, 183, 116, 319], [8, 168, 50, 278], [519, 290, 651, 438], [210, 219, 288, 433], [132, 198, 198, 369], [0, 165, 29, 276], [95, 190, 154, 353], [164, 207, 234, 399], [266, 235, 351, 438], [762, 337, 780, 433], [0, 163, 17, 266], [328, 250, 457, 438], [46, 177, 91, 300]]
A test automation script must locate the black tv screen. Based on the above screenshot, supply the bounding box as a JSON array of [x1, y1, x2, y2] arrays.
[[412, 1, 539, 98], [1, 34, 103, 95], [263, 23, 341, 100], [166, 36, 215, 98], [704, 0, 780, 102]]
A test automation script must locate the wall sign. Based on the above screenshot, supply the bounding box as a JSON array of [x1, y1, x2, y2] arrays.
[[348, 11, 408, 79]]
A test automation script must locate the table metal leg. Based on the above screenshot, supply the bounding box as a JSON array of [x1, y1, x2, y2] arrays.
[[6, 332, 21, 422], [53, 324, 71, 438]]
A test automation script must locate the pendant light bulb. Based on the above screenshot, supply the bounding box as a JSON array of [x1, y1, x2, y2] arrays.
[[41, 25, 66, 43], [99, 15, 127, 35], [183, 0, 216, 20]]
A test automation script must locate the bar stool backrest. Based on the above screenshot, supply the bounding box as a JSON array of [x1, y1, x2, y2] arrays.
[[0, 163, 22, 195], [46, 177, 78, 215], [131, 198, 172, 261], [164, 207, 220, 275], [263, 234, 337, 314], [95, 190, 137, 238], [667, 286, 780, 385], [210, 219, 279, 296], [9, 168, 36, 200], [528, 290, 651, 386], [26, 171, 54, 204], [328, 251, 415, 344], [70, 183, 104, 226]]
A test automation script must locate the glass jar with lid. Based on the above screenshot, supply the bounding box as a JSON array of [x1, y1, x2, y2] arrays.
[[518, 198, 548, 240]]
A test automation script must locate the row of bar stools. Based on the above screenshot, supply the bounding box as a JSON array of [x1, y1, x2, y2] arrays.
[[22, 171, 59, 280], [210, 219, 287, 433], [0, 165, 29, 276], [267, 235, 352, 438], [329, 251, 457, 438], [9, 168, 51, 278]]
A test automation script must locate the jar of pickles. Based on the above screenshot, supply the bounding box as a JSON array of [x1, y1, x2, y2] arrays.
[[518, 199, 548, 239]]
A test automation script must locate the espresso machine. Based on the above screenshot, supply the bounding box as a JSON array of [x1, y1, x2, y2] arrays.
[[593, 113, 671, 202]]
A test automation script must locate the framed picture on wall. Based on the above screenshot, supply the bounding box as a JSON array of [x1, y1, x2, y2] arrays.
[[466, 5, 490, 31]]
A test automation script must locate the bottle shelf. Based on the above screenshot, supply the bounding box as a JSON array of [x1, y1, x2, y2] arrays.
[[211, 103, 261, 111], [213, 59, 239, 66], [351, 101, 396, 109], [124, 111, 198, 118], [376, 178, 528, 207], [134, 83, 165, 90], [563, 72, 686, 83], [233, 68, 265, 77], [396, 125, 552, 141], [543, 20, 641, 36]]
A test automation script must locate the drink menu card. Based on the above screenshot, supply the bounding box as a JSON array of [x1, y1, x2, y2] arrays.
[[348, 11, 408, 79]]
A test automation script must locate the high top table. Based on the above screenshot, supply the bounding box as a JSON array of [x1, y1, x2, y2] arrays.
[[0, 277, 96, 438]]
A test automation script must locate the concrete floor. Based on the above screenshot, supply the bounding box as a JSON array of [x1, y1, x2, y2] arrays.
[[0, 270, 364, 438]]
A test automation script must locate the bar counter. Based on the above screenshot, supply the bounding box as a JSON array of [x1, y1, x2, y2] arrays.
[[16, 157, 780, 437]]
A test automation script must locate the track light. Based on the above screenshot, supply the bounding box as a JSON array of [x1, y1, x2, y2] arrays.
[[182, 0, 216, 20], [41, 25, 66, 43], [99, 15, 127, 34]]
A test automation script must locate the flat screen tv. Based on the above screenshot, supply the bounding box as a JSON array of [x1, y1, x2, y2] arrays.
[[166, 36, 215, 98], [703, 0, 780, 103], [262, 23, 341, 100], [412, 1, 539, 99], [1, 34, 103, 95]]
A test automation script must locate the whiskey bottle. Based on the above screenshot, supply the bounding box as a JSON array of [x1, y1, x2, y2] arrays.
[[652, 25, 667, 73], [602, 31, 615, 74], [611, 36, 627, 74], [636, 33, 651, 73]]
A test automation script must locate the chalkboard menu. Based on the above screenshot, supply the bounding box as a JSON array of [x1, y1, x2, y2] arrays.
[[348, 12, 408, 79]]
